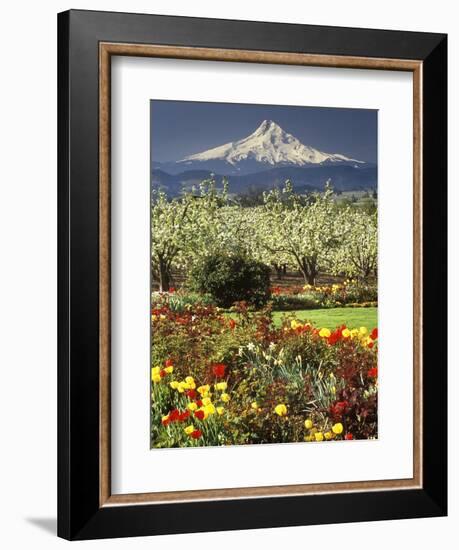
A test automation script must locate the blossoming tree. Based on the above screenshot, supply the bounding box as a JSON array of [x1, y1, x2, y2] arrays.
[[258, 181, 345, 285], [333, 209, 378, 279]]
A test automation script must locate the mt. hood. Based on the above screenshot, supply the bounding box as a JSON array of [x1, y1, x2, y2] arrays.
[[182, 119, 362, 166], [152, 120, 376, 196]]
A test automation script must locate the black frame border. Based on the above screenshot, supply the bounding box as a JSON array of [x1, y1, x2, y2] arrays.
[[58, 9, 447, 540]]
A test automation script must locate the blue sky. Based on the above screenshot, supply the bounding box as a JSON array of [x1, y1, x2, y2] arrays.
[[150, 100, 377, 164]]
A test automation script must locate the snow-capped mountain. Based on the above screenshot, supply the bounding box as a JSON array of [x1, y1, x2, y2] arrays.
[[177, 119, 364, 170], [152, 119, 376, 196]]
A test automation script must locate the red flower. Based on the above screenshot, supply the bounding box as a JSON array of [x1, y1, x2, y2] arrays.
[[228, 319, 236, 330], [161, 417, 170, 426], [190, 429, 202, 439], [169, 287, 176, 293], [368, 342, 374, 349], [159, 369, 167, 378], [368, 367, 378, 378], [344, 433, 354, 440], [185, 389, 197, 400], [169, 409, 180, 422], [212, 363, 226, 378], [327, 329, 342, 345], [194, 410, 205, 421], [370, 328, 378, 340], [179, 410, 190, 422], [165, 359, 174, 367], [330, 400, 349, 418]]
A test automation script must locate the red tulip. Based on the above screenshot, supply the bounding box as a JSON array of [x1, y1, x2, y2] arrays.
[[185, 389, 197, 400], [212, 363, 226, 378], [169, 409, 180, 422], [179, 410, 190, 422], [194, 410, 205, 421]]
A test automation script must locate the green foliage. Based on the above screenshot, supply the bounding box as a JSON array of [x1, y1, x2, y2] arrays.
[[152, 290, 215, 312], [190, 253, 271, 308], [270, 293, 321, 311]]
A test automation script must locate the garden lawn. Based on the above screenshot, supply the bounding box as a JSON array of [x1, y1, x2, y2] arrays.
[[272, 307, 378, 330]]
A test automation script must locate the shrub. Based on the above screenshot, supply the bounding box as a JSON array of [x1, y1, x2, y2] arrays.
[[189, 254, 271, 308], [270, 293, 321, 311]]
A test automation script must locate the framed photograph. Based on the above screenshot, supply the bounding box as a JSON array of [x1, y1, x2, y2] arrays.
[[58, 10, 447, 540]]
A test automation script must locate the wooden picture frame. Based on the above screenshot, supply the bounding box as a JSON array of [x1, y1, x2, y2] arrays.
[[58, 9, 447, 540]]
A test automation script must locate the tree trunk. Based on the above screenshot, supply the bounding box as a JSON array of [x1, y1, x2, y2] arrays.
[[273, 263, 284, 280], [306, 271, 316, 286], [158, 257, 171, 292], [298, 257, 317, 286]]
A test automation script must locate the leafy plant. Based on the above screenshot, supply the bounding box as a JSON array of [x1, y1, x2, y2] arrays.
[[189, 253, 271, 308]]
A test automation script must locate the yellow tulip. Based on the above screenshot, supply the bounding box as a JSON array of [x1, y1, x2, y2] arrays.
[[152, 374, 161, 383], [291, 320, 302, 330], [204, 403, 216, 415], [184, 425, 195, 435], [164, 365, 174, 374], [324, 431, 333, 440], [274, 404, 287, 417], [342, 328, 351, 338], [359, 326, 368, 336], [251, 401, 258, 410], [221, 393, 231, 403], [314, 432, 324, 442], [197, 385, 210, 395], [202, 397, 212, 406], [332, 422, 344, 435], [363, 336, 373, 347], [304, 419, 313, 430], [216, 406, 225, 415], [215, 381, 228, 391], [169, 380, 179, 389], [187, 402, 198, 411], [319, 328, 331, 338], [152, 366, 161, 375]]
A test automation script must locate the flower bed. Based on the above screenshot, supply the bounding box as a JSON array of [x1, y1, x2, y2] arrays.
[[151, 302, 378, 448], [270, 280, 377, 310]]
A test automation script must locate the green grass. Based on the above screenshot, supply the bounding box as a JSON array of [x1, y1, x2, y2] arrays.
[[272, 307, 377, 330]]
